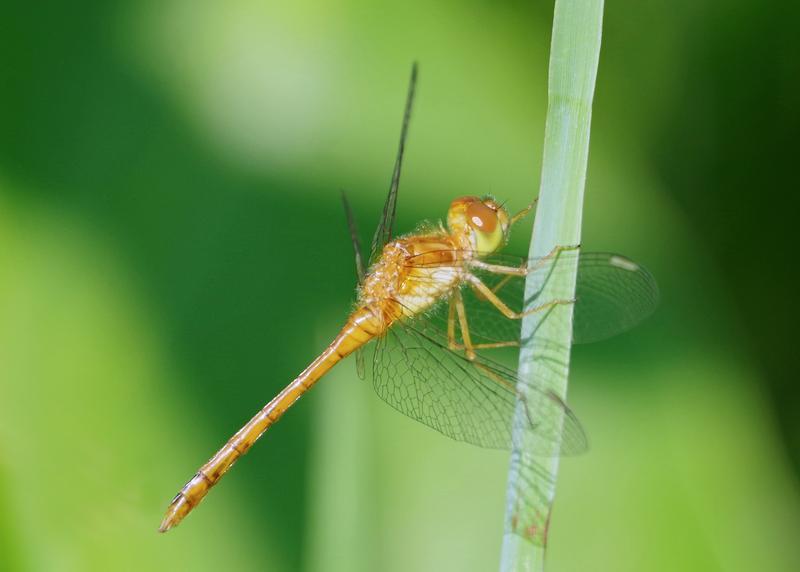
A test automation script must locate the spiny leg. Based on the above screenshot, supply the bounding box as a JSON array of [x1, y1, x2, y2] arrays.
[[461, 340, 519, 350], [447, 295, 458, 350], [471, 264, 524, 302], [473, 362, 518, 393], [490, 266, 524, 295], [467, 274, 574, 320], [448, 298, 520, 352], [509, 198, 538, 227], [445, 289, 520, 354], [446, 289, 519, 358], [454, 288, 476, 360], [469, 243, 581, 277]]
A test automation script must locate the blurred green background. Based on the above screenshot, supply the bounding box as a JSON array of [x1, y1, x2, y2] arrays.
[[1, 0, 799, 570]]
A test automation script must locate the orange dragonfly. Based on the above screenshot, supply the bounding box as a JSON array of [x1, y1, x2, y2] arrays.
[[159, 64, 658, 533]]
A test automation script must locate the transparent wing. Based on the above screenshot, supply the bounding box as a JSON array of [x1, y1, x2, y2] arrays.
[[573, 253, 660, 343], [363, 247, 656, 542], [340, 190, 365, 283], [341, 189, 369, 378], [405, 250, 659, 345], [369, 306, 588, 455], [355, 347, 366, 380], [368, 63, 418, 265]]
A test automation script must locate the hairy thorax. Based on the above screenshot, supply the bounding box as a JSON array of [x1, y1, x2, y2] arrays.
[[359, 232, 471, 329]]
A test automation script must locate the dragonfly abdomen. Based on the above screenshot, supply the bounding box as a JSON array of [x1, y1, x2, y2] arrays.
[[159, 307, 383, 532]]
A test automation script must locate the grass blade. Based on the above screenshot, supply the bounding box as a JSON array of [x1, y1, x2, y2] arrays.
[[500, 0, 605, 569]]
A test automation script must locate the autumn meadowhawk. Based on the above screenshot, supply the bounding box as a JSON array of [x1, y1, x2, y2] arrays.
[[159, 64, 658, 533]]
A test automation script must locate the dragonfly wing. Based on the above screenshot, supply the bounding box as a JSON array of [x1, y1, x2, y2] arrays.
[[369, 308, 587, 456], [573, 253, 659, 343], [340, 190, 365, 283], [449, 251, 658, 346], [368, 63, 418, 265], [355, 347, 366, 380]]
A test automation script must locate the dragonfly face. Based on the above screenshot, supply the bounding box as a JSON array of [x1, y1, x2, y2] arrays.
[[447, 195, 511, 256]]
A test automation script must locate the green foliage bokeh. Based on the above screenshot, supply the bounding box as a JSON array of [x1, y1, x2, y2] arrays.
[[1, 1, 798, 571]]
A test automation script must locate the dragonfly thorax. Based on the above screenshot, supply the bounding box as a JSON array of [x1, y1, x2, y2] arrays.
[[359, 234, 468, 324], [357, 196, 512, 327]]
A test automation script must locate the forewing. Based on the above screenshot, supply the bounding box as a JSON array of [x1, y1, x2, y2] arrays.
[[369, 306, 587, 455], [411, 250, 659, 346], [572, 253, 660, 343], [368, 63, 418, 265]]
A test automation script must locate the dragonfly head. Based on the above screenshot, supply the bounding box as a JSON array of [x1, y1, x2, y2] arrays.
[[447, 196, 510, 256]]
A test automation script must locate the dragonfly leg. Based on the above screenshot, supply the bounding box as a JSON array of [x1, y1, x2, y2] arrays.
[[454, 288, 477, 360], [446, 293, 477, 358], [467, 274, 575, 319], [468, 340, 519, 350], [450, 339, 520, 352], [525, 243, 581, 275], [447, 296, 459, 351], [473, 362, 518, 393], [509, 198, 538, 227], [491, 269, 522, 294], [469, 244, 581, 277], [448, 287, 521, 355], [471, 267, 524, 302], [446, 289, 520, 357]]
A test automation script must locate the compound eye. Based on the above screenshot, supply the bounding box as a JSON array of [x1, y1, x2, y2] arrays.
[[466, 201, 498, 233]]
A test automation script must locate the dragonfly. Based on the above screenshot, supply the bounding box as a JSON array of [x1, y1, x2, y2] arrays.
[[159, 63, 658, 533]]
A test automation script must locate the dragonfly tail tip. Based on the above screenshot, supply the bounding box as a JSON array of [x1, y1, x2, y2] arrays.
[[158, 515, 175, 534], [159, 492, 192, 533]]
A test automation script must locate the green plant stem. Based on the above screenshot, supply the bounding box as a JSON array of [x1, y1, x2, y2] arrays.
[[499, 0, 604, 570]]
